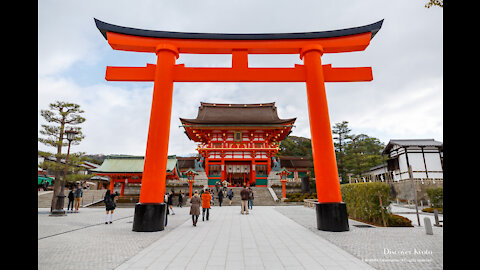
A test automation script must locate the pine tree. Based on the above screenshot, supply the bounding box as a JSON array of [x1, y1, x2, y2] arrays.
[[38, 101, 85, 213]]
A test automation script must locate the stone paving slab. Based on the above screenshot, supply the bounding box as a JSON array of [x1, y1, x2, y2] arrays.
[[115, 206, 375, 270], [274, 206, 443, 270]]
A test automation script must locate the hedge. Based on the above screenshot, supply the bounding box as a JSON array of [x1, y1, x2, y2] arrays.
[[284, 192, 317, 202], [426, 187, 443, 209], [341, 182, 411, 227]]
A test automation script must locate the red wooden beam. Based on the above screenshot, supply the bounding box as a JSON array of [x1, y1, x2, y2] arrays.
[[106, 64, 371, 83]]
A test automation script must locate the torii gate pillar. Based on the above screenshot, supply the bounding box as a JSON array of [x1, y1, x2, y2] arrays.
[[95, 18, 383, 232], [302, 45, 348, 231]]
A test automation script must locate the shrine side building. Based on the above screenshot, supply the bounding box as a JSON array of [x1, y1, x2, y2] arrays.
[[180, 102, 296, 187]]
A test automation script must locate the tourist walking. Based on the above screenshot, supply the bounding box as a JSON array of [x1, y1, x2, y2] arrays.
[[240, 185, 249, 214], [67, 189, 74, 212], [210, 189, 215, 206], [201, 189, 212, 221], [227, 188, 234, 205], [248, 187, 254, 210], [177, 190, 184, 207], [215, 181, 220, 193], [104, 190, 119, 224], [218, 189, 224, 207], [167, 190, 175, 215], [223, 180, 229, 193], [73, 183, 83, 213], [43, 180, 49, 191], [190, 191, 201, 226], [164, 193, 169, 227]]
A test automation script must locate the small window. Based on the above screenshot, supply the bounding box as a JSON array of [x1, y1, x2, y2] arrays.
[[234, 132, 242, 142], [255, 143, 263, 148], [387, 158, 399, 171], [209, 165, 221, 176], [256, 165, 268, 176]]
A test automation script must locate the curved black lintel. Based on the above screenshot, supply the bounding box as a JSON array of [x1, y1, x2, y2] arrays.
[[94, 18, 383, 41]]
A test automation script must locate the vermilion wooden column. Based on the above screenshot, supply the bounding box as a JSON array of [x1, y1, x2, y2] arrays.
[[302, 45, 342, 203], [139, 44, 178, 204], [109, 179, 115, 192], [301, 45, 348, 231], [120, 182, 125, 196], [133, 44, 178, 232]]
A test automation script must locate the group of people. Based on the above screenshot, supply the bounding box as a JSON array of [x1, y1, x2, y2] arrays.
[[98, 184, 255, 226], [67, 182, 85, 213], [188, 185, 254, 226], [38, 179, 49, 191]]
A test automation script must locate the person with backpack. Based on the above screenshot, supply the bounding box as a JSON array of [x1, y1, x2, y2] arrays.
[[73, 183, 83, 213], [227, 189, 234, 205], [104, 189, 119, 224]]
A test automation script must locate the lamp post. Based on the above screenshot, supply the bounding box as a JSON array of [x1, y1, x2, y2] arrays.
[[184, 169, 198, 199], [51, 129, 78, 216], [276, 168, 292, 201]]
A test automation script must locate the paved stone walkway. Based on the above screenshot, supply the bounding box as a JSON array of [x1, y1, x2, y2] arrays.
[[275, 206, 443, 270], [115, 206, 374, 270], [38, 204, 442, 270], [38, 207, 190, 270]]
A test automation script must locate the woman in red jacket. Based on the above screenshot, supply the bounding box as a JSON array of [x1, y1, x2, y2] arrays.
[[201, 189, 212, 221]]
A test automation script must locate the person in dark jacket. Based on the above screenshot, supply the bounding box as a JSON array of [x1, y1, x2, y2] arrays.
[[247, 187, 254, 210], [227, 189, 234, 205], [43, 180, 49, 191], [104, 190, 119, 224], [240, 186, 249, 215], [67, 189, 74, 212], [177, 190, 184, 207], [218, 189, 224, 207]]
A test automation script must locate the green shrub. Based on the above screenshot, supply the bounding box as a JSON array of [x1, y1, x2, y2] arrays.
[[387, 214, 413, 227], [341, 182, 393, 226], [426, 187, 443, 209]]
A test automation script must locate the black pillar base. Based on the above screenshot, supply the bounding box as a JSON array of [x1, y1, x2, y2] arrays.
[[132, 203, 166, 232], [315, 202, 349, 232]]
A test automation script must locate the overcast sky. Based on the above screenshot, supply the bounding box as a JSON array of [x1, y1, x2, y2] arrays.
[[38, 0, 443, 157]]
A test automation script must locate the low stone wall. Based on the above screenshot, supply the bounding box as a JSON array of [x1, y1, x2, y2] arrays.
[[390, 179, 443, 205]]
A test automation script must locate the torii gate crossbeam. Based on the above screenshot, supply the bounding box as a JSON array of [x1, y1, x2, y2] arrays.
[[95, 18, 383, 232]]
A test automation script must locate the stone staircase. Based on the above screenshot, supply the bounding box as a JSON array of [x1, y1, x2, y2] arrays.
[[38, 186, 300, 209], [208, 187, 278, 206], [37, 189, 109, 209]]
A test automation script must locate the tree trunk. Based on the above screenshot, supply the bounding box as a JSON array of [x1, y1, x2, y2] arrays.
[[50, 120, 65, 213]]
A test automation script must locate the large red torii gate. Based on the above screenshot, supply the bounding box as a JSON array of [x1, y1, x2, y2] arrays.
[[95, 18, 383, 232]]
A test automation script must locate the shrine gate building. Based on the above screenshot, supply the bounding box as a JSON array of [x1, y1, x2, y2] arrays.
[[180, 102, 295, 187]]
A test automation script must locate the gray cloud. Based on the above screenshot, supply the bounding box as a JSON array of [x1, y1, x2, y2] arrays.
[[38, 0, 442, 156]]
